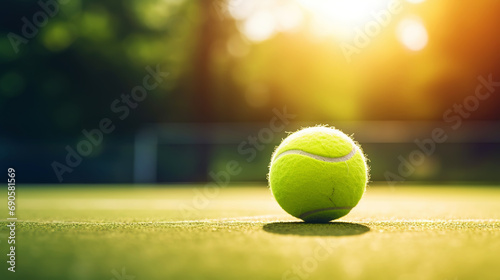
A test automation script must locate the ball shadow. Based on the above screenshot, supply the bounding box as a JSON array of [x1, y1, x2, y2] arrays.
[[263, 221, 370, 236]]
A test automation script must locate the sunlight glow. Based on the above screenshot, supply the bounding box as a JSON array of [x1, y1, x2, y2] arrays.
[[228, 0, 401, 42], [230, 1, 302, 42], [397, 17, 428, 51], [243, 11, 276, 42], [298, 0, 392, 38]]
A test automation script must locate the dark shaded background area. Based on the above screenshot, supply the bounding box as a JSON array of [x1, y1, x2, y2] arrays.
[[1, 0, 499, 184]]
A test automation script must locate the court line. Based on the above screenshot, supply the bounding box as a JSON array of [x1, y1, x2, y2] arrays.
[[299, 207, 353, 220], [2, 218, 499, 226]]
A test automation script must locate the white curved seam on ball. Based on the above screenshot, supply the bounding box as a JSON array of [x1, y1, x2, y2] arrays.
[[273, 145, 358, 163], [299, 207, 353, 220]]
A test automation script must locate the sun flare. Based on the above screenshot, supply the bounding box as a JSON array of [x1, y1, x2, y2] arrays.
[[297, 0, 394, 38]]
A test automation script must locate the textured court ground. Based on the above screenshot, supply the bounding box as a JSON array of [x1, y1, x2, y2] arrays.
[[1, 185, 500, 280]]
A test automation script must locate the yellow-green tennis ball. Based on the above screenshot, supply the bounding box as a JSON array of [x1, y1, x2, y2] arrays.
[[268, 126, 368, 223]]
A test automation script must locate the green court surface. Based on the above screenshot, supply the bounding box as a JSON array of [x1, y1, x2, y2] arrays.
[[1, 185, 500, 280]]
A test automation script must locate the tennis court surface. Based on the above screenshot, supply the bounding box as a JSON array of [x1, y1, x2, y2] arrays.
[[2, 184, 499, 280]]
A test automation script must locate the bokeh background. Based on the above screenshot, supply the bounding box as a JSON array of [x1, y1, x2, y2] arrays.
[[1, 0, 499, 184]]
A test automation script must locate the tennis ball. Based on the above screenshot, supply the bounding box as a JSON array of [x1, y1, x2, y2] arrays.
[[268, 126, 368, 222]]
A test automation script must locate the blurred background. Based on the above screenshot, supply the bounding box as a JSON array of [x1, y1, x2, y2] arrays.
[[1, 0, 499, 184]]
